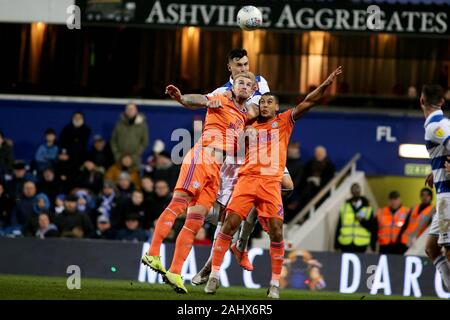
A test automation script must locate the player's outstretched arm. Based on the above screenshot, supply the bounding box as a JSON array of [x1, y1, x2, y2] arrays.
[[292, 66, 343, 121], [165, 84, 209, 110]]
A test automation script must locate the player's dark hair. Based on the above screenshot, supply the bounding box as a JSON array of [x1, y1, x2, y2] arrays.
[[422, 84, 444, 106], [227, 48, 248, 62], [420, 188, 433, 198], [261, 92, 279, 104]]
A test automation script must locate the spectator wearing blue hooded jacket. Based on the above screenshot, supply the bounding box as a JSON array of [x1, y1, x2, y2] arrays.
[[23, 193, 52, 236], [34, 128, 59, 173], [74, 189, 96, 216]]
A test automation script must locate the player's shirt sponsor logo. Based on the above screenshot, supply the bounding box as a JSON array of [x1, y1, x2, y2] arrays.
[[258, 131, 277, 143], [228, 118, 245, 130]]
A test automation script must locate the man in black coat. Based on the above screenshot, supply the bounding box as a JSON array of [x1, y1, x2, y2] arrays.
[[146, 180, 172, 230], [6, 160, 33, 200], [37, 168, 62, 205], [55, 194, 94, 238], [75, 160, 104, 195], [59, 111, 92, 182], [116, 213, 147, 242], [300, 146, 336, 211], [10, 181, 37, 226], [86, 135, 114, 174], [0, 181, 13, 228], [0, 130, 14, 176], [91, 215, 116, 240]]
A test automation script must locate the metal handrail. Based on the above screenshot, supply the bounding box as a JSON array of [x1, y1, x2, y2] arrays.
[[287, 153, 361, 228]]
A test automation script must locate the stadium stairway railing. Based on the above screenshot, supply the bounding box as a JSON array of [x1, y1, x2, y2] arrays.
[[252, 153, 380, 251]]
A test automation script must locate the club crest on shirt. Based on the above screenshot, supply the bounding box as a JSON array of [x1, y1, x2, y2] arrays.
[[193, 181, 200, 189], [272, 122, 278, 128], [435, 127, 444, 138]]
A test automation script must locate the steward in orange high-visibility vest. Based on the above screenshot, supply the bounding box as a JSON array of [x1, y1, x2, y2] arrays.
[[400, 188, 435, 248], [376, 191, 410, 254]]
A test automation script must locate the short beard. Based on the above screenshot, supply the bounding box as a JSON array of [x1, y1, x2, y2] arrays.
[[235, 93, 249, 103]]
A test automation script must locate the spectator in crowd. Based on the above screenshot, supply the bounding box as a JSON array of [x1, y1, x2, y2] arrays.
[[86, 135, 114, 174], [74, 189, 96, 216], [0, 181, 13, 228], [444, 87, 450, 102], [37, 167, 61, 205], [116, 213, 147, 242], [407, 85, 418, 98], [146, 180, 171, 229], [59, 111, 92, 181], [284, 142, 305, 221], [23, 193, 52, 236], [141, 176, 154, 201], [116, 172, 135, 203], [91, 215, 116, 240], [151, 151, 179, 190], [300, 146, 335, 209], [55, 148, 74, 193], [194, 226, 212, 246], [119, 190, 146, 228], [105, 154, 140, 190], [54, 194, 65, 215], [34, 128, 59, 173], [75, 160, 104, 194], [55, 194, 94, 238], [96, 181, 121, 228], [6, 160, 33, 200], [10, 180, 37, 226], [286, 142, 305, 191], [141, 154, 157, 177], [399, 188, 435, 250], [167, 215, 186, 243], [376, 191, 410, 254], [35, 212, 59, 239], [438, 64, 449, 90], [110, 103, 149, 169], [334, 183, 377, 253], [141, 140, 166, 178], [0, 130, 14, 176]]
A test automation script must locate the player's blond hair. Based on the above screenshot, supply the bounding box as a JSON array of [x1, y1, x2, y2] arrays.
[[234, 71, 256, 86]]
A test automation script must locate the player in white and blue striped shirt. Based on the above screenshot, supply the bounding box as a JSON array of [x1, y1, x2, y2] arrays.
[[421, 84, 450, 291]]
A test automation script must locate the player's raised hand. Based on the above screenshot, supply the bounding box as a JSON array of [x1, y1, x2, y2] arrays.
[[206, 98, 223, 109], [324, 66, 343, 86], [165, 84, 182, 101]]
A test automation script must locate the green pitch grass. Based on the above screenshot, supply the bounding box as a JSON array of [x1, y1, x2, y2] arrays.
[[0, 274, 440, 300]]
